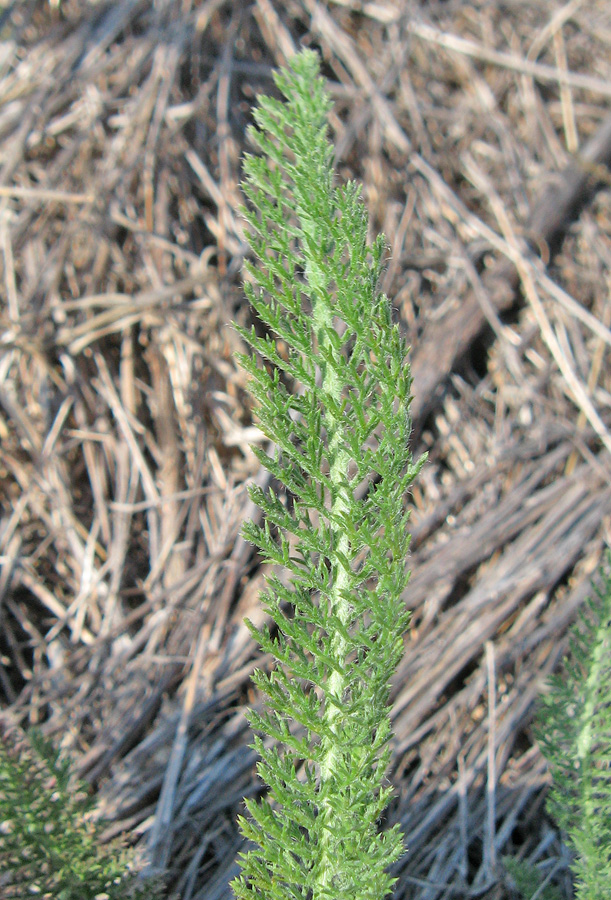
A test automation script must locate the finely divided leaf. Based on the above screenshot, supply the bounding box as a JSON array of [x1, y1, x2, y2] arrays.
[[232, 49, 424, 900]]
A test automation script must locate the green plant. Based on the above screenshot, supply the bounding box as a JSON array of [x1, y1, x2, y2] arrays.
[[532, 550, 611, 900], [231, 49, 423, 900], [502, 855, 563, 900], [0, 723, 162, 899]]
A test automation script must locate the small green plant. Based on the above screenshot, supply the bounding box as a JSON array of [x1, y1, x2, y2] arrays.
[[231, 50, 423, 900], [0, 723, 161, 899], [503, 855, 563, 900], [533, 550, 611, 900]]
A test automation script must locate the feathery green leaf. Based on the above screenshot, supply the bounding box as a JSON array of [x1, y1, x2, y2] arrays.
[[232, 48, 424, 900]]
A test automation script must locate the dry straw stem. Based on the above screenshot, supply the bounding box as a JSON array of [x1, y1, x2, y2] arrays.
[[0, 1, 610, 898]]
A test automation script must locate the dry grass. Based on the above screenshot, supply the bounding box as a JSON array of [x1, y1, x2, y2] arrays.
[[1, 1, 611, 897]]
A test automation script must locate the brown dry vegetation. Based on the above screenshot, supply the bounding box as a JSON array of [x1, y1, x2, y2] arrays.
[[1, 0, 611, 897]]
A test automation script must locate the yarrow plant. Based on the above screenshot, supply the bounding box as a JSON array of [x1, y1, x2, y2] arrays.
[[231, 50, 424, 900], [533, 550, 611, 900], [0, 724, 163, 899]]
